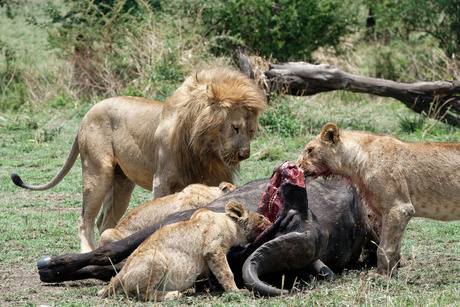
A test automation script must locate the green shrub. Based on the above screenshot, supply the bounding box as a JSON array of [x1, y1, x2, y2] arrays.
[[29, 1, 218, 101], [368, 0, 460, 58], [30, 0, 147, 97], [201, 0, 360, 61]]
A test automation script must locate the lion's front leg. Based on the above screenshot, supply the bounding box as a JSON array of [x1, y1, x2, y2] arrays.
[[152, 162, 183, 199], [377, 202, 415, 277], [204, 250, 240, 293], [152, 173, 173, 199]]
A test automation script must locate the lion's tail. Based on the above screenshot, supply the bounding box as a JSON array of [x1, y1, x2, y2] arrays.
[[11, 135, 80, 191]]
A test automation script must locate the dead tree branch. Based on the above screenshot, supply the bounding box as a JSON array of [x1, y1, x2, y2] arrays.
[[239, 53, 460, 126]]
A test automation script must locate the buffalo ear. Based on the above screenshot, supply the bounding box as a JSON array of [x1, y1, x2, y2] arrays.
[[320, 123, 340, 145], [225, 202, 248, 219]]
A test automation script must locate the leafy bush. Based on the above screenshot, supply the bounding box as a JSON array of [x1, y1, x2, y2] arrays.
[[27, 1, 222, 101], [368, 0, 460, 57], [29, 0, 147, 97], [200, 0, 360, 61]]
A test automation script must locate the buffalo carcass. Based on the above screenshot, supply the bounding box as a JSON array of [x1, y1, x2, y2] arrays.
[[37, 162, 378, 296]]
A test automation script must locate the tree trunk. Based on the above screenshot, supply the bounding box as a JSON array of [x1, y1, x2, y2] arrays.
[[238, 53, 460, 126]]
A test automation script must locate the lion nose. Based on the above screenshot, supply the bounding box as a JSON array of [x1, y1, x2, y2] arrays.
[[295, 158, 302, 167], [238, 149, 250, 161]]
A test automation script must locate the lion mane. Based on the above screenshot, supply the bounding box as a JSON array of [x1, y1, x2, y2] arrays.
[[165, 67, 268, 187]]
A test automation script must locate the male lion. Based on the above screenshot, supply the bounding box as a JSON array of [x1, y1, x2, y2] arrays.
[[97, 202, 271, 301], [11, 67, 267, 252], [97, 182, 237, 246], [296, 123, 460, 277]]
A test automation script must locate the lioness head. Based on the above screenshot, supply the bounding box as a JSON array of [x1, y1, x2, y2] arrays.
[[296, 123, 342, 179], [225, 201, 271, 242]]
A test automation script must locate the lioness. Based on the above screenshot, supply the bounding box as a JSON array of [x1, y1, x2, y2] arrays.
[[97, 202, 271, 301], [11, 67, 267, 252], [296, 123, 460, 277], [97, 182, 237, 246]]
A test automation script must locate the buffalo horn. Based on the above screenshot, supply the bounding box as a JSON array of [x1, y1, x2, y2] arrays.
[[242, 231, 317, 296]]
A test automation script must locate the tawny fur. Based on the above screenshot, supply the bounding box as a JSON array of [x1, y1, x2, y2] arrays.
[[97, 182, 237, 246], [296, 123, 460, 277], [12, 67, 267, 252], [97, 202, 271, 301]]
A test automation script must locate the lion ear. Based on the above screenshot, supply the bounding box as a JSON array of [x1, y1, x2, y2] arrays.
[[225, 201, 248, 220], [320, 123, 340, 145]]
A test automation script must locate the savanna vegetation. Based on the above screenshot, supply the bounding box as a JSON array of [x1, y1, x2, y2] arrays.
[[0, 0, 459, 306]]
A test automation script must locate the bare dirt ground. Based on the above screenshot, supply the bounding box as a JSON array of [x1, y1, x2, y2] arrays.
[[0, 248, 105, 305]]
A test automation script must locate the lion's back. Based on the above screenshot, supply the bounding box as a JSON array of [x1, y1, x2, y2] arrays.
[[82, 96, 164, 126]]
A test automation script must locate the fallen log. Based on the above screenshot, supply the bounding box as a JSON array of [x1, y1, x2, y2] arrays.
[[238, 53, 460, 126]]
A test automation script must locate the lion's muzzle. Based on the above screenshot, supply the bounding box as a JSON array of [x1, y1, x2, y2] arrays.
[[238, 149, 250, 161]]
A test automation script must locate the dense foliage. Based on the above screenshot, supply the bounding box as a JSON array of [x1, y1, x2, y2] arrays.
[[199, 0, 360, 61], [368, 0, 460, 58]]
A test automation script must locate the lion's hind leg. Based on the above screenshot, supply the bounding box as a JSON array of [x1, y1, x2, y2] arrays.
[[124, 249, 172, 300], [97, 165, 136, 235], [79, 156, 117, 253], [98, 248, 170, 300]]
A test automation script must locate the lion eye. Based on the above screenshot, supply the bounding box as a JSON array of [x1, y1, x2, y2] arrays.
[[232, 125, 239, 134], [306, 148, 313, 154]]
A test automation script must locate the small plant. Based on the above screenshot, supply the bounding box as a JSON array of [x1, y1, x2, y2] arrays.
[[398, 114, 425, 134], [0, 39, 28, 111], [259, 99, 303, 137]]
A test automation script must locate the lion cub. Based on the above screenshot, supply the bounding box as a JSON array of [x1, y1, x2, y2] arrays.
[[97, 182, 237, 246], [98, 202, 270, 301], [296, 123, 460, 277]]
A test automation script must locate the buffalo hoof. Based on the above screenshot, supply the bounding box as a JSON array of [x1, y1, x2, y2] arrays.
[[37, 255, 51, 270], [318, 265, 334, 282], [39, 269, 56, 283], [38, 256, 70, 283]]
